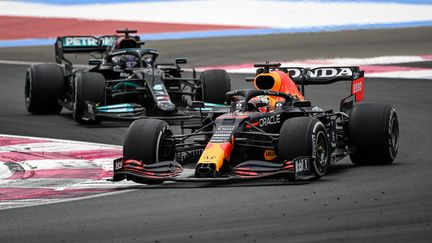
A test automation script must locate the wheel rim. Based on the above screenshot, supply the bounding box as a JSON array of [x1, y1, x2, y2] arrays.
[[314, 130, 329, 176], [155, 127, 173, 163], [155, 130, 164, 163], [388, 114, 399, 158], [25, 72, 31, 107]]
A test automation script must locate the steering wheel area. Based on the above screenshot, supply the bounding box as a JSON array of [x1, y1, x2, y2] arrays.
[[225, 89, 293, 112]]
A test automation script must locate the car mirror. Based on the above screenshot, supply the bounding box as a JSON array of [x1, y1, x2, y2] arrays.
[[88, 59, 102, 65], [191, 101, 205, 109], [175, 58, 187, 65], [293, 100, 311, 108], [245, 77, 255, 82]]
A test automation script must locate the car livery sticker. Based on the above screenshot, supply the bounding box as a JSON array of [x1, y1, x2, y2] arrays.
[[259, 114, 281, 127]]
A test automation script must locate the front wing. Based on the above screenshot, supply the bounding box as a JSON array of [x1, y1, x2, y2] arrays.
[[112, 156, 315, 184], [83, 102, 195, 121]]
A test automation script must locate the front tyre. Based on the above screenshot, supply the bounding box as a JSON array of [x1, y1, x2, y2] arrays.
[[348, 103, 399, 165], [279, 117, 329, 180], [197, 69, 231, 104], [73, 72, 105, 125], [123, 119, 174, 163]]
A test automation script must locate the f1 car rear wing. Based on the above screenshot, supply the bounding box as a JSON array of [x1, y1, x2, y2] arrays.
[[281, 66, 364, 102], [252, 63, 365, 113], [287, 67, 364, 103], [254, 63, 365, 103], [55, 35, 117, 64], [280, 66, 363, 84]]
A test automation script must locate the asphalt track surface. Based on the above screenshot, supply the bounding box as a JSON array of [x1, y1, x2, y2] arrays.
[[1, 27, 432, 242]]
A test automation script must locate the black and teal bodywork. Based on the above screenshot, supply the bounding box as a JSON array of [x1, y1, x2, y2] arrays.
[[52, 30, 213, 123]]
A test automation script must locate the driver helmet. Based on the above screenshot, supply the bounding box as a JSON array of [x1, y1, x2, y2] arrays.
[[112, 54, 139, 71], [248, 95, 270, 112]]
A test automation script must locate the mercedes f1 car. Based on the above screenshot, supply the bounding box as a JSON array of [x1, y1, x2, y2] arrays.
[[112, 62, 399, 184], [25, 29, 230, 124]]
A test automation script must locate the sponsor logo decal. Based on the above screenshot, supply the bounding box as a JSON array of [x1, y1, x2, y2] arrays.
[[153, 84, 164, 91], [211, 125, 235, 143], [263, 150, 277, 161], [259, 114, 280, 127], [352, 80, 363, 93], [205, 155, 216, 160], [294, 157, 310, 173], [64, 37, 98, 47], [288, 67, 353, 78], [351, 77, 364, 101], [114, 160, 123, 170], [63, 36, 115, 47]]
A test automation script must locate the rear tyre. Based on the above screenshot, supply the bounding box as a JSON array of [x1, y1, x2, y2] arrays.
[[73, 72, 105, 125], [123, 119, 174, 163], [197, 69, 231, 104], [279, 117, 329, 180], [25, 64, 64, 114], [348, 103, 399, 165]]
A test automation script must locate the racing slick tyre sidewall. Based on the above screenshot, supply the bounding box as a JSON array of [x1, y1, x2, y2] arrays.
[[73, 72, 105, 125], [25, 64, 64, 114], [123, 119, 174, 163], [348, 103, 399, 165], [198, 69, 231, 105], [279, 117, 330, 180]]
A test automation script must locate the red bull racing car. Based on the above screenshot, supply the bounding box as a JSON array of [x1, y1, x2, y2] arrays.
[[112, 62, 399, 184]]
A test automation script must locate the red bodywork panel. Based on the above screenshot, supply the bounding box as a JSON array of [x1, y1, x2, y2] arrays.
[[352, 77, 365, 102]]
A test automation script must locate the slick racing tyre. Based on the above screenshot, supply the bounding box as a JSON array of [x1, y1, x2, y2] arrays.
[[279, 117, 330, 180], [73, 72, 105, 125], [25, 64, 64, 114], [348, 103, 399, 165], [123, 119, 174, 163], [197, 69, 231, 104]]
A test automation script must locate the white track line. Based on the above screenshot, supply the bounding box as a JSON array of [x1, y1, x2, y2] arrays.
[[197, 55, 432, 70], [0, 189, 135, 211], [0, 60, 46, 66], [3, 55, 431, 67], [0, 134, 121, 148], [367, 70, 432, 79]]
